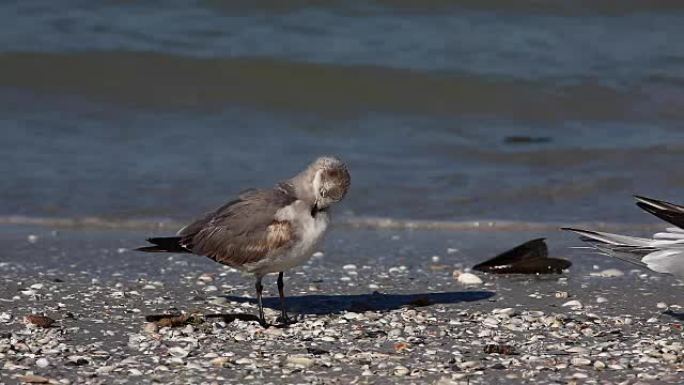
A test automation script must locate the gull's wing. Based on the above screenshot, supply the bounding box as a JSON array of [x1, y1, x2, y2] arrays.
[[561, 227, 654, 268], [562, 227, 684, 276], [562, 227, 684, 248], [561, 228, 654, 247], [562, 196, 684, 278], [179, 184, 298, 267], [654, 227, 684, 239], [634, 195, 684, 229], [590, 244, 651, 269], [642, 249, 684, 277]]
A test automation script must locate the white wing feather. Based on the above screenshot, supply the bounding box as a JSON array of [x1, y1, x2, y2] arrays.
[[563, 227, 684, 278], [642, 249, 684, 277]]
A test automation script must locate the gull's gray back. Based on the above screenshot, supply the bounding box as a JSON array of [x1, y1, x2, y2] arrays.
[[177, 184, 298, 267]]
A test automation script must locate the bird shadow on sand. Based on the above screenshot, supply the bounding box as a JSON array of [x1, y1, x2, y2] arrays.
[[221, 290, 495, 315]]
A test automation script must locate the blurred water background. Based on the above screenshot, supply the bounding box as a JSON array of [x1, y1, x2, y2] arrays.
[[1, 0, 684, 224]]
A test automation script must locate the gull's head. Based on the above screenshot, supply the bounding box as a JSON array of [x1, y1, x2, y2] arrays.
[[309, 156, 350, 210]]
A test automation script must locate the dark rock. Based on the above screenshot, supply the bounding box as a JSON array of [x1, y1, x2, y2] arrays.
[[473, 238, 571, 274]]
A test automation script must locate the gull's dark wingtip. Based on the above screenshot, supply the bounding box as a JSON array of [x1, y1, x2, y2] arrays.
[[560, 227, 584, 233], [135, 245, 162, 252], [633, 195, 659, 206]]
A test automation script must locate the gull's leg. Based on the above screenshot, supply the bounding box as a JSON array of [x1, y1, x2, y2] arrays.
[[255, 276, 266, 326], [276, 271, 291, 324]]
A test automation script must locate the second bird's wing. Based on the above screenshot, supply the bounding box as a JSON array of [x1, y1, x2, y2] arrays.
[[563, 227, 684, 276], [634, 195, 684, 229]]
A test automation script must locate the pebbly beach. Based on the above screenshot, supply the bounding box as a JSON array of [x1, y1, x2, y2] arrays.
[[1, 223, 683, 385]]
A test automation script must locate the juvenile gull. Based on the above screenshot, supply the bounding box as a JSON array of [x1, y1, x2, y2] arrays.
[[563, 195, 684, 278], [137, 156, 350, 325]]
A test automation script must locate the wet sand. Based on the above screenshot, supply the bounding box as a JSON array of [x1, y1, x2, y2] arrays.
[[1, 224, 683, 384]]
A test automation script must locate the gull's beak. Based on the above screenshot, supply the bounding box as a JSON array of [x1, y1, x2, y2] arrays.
[[311, 199, 320, 216]]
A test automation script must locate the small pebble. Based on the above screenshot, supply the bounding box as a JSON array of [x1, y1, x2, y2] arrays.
[[284, 355, 314, 369], [168, 347, 189, 358], [393, 365, 409, 376], [143, 323, 158, 334], [0, 312, 11, 323], [570, 357, 591, 366], [590, 268, 624, 278], [562, 300, 583, 309], [35, 358, 50, 368], [210, 357, 230, 367], [453, 271, 483, 285], [235, 357, 254, 365]]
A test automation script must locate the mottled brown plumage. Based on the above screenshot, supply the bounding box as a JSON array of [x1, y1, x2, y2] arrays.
[[179, 185, 298, 267]]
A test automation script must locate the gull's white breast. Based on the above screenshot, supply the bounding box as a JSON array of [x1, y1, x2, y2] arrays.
[[245, 201, 329, 275]]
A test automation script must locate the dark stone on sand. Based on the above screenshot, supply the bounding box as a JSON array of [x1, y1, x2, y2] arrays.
[[66, 357, 89, 366], [364, 330, 387, 339], [306, 347, 330, 356], [473, 238, 571, 274]]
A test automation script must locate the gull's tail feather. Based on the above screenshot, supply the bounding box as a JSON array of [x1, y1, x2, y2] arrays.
[[634, 195, 684, 229], [590, 244, 650, 268], [561, 227, 653, 268], [560, 227, 653, 247], [136, 237, 190, 253]]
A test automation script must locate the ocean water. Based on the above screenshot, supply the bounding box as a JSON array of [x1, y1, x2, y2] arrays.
[[1, 1, 684, 225]]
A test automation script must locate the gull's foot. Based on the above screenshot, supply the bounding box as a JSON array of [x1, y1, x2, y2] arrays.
[[276, 313, 296, 326], [258, 317, 270, 328]]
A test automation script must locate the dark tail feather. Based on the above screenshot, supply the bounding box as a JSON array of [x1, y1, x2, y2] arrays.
[[136, 237, 190, 253]]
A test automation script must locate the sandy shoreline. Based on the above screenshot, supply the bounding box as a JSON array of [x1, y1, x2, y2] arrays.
[[1, 225, 683, 384]]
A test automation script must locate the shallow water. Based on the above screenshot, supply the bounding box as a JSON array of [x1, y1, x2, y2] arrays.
[[2, 1, 684, 225]]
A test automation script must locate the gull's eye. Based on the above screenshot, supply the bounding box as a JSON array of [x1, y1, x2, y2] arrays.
[[319, 188, 327, 197], [326, 187, 342, 200]]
